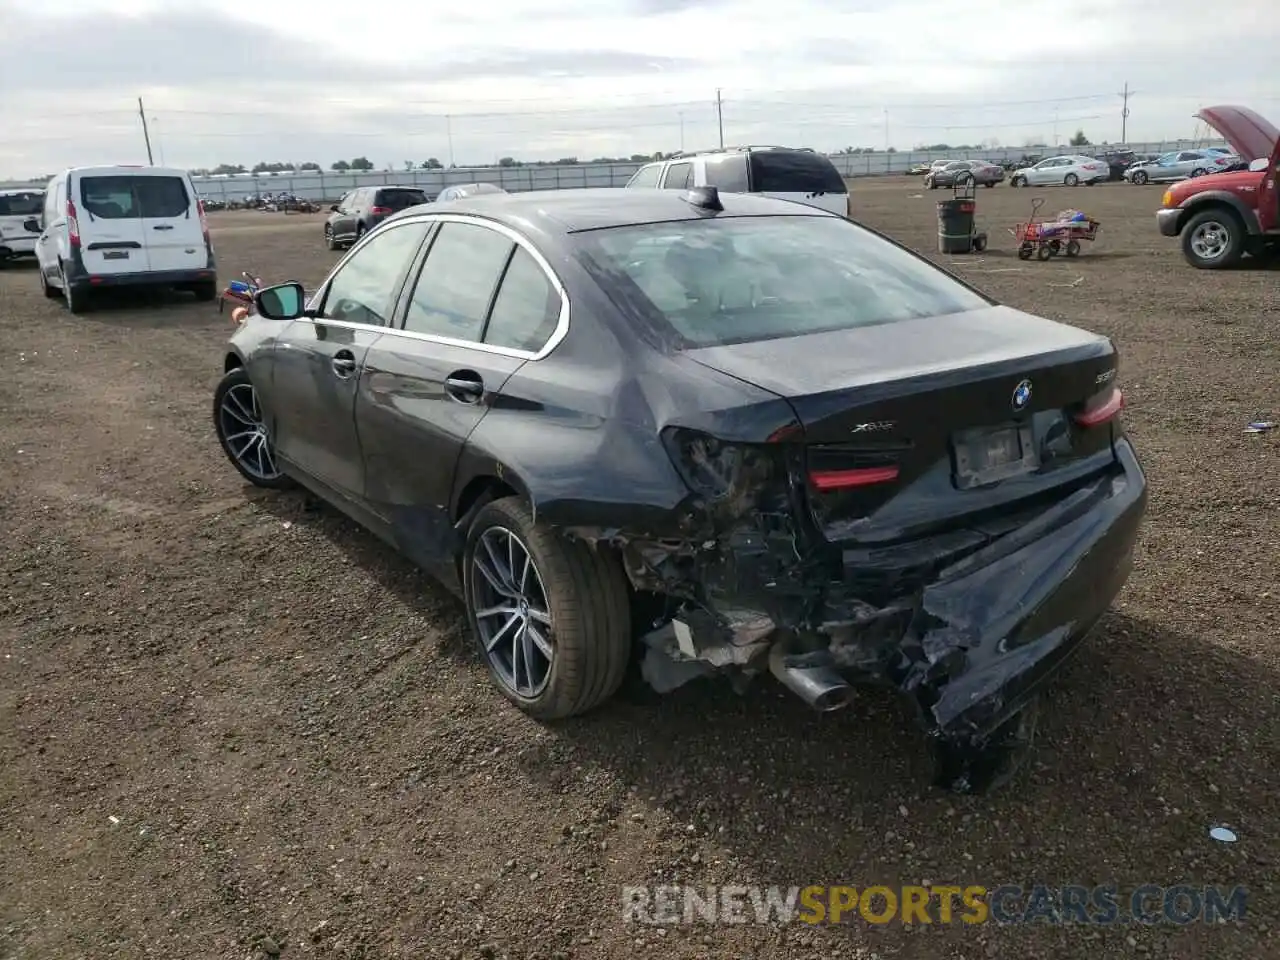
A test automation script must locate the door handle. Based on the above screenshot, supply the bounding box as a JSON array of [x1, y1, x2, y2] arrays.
[[331, 350, 357, 378], [445, 372, 484, 403], [153, 224, 174, 231]]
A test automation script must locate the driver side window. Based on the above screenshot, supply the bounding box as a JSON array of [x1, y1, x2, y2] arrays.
[[318, 221, 430, 326]]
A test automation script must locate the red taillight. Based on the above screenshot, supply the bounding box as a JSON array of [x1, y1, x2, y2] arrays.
[[66, 200, 81, 248], [370, 205, 393, 215], [810, 465, 900, 491], [1074, 387, 1125, 428], [1214, 157, 1230, 165]]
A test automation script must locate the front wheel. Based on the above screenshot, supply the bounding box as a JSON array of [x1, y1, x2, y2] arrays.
[[324, 225, 336, 251], [1064, 173, 1079, 186], [464, 496, 632, 720], [1191, 167, 1207, 178], [1182, 209, 1245, 269], [212, 367, 294, 489], [1131, 170, 1148, 185], [1012, 176, 1027, 187]]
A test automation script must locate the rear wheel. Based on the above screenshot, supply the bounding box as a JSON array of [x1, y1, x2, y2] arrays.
[[464, 496, 632, 720], [1066, 240, 1081, 257], [1012, 175, 1027, 187], [1191, 167, 1207, 178], [193, 281, 217, 302], [1182, 209, 1245, 269], [1131, 170, 1148, 185], [1064, 173, 1079, 186], [1036, 244, 1053, 261], [40, 267, 58, 299], [60, 264, 89, 315], [1018, 243, 1034, 260]]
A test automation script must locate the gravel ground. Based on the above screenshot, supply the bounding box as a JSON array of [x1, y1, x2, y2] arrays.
[[2, 179, 1278, 960]]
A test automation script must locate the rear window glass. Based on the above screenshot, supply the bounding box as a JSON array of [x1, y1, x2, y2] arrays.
[[79, 176, 189, 219], [578, 215, 987, 349], [377, 189, 428, 210], [748, 152, 847, 194], [0, 192, 43, 216]]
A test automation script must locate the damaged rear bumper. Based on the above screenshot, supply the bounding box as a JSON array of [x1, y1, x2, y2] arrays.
[[635, 439, 1147, 747]]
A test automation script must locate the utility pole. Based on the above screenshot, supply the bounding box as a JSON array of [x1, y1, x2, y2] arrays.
[[1053, 106, 1060, 148], [1120, 82, 1131, 144], [445, 115, 455, 168], [138, 97, 154, 166], [883, 108, 889, 152], [715, 88, 724, 149]]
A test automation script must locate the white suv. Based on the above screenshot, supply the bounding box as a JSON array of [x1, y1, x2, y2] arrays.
[[625, 146, 851, 216], [0, 189, 44, 264]]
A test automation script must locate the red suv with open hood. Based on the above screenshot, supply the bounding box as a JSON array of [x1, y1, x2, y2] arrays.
[[1155, 105, 1279, 269]]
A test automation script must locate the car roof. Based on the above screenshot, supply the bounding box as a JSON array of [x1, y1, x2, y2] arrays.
[[383, 187, 837, 234]]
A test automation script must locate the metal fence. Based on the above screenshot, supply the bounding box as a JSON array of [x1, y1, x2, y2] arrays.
[[2, 140, 1227, 201]]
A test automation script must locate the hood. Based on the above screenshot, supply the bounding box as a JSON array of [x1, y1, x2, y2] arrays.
[[1194, 105, 1279, 163]]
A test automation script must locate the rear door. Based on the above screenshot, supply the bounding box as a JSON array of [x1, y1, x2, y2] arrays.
[[0, 190, 43, 247], [747, 150, 848, 214], [134, 172, 207, 273], [75, 173, 151, 274]]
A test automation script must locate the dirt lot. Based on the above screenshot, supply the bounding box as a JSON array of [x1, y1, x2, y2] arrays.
[[2, 178, 1278, 960]]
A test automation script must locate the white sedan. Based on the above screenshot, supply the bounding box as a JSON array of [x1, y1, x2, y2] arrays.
[[1009, 155, 1108, 187]]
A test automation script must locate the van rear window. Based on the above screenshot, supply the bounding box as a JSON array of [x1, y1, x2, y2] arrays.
[[79, 176, 190, 219], [0, 192, 43, 216], [748, 151, 847, 194]]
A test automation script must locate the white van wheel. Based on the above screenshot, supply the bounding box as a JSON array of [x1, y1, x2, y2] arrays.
[[40, 268, 59, 299], [60, 265, 89, 315]]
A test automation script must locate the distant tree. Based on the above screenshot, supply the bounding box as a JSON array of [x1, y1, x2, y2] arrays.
[[331, 160, 351, 171], [252, 161, 296, 174], [497, 157, 520, 167], [350, 156, 375, 171], [211, 163, 247, 175], [886, 146, 897, 153], [1070, 129, 1091, 146], [299, 162, 321, 171], [420, 158, 443, 169]]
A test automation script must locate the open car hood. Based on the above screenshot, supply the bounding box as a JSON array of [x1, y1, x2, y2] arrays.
[[1194, 105, 1279, 163]]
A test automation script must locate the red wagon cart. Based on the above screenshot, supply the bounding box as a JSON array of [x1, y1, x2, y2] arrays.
[[1011, 197, 1101, 261]]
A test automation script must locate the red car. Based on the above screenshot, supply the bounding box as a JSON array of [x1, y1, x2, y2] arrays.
[[1156, 105, 1280, 268]]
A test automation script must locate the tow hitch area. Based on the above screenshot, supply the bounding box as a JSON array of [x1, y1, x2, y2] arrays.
[[592, 438, 1146, 794]]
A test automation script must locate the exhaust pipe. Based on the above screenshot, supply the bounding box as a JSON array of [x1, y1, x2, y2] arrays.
[[768, 644, 854, 713]]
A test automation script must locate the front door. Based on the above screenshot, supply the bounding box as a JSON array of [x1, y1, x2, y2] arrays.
[[357, 218, 560, 576], [270, 218, 432, 500]]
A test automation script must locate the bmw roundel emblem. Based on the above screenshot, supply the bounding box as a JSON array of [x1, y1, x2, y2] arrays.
[[1012, 379, 1033, 411]]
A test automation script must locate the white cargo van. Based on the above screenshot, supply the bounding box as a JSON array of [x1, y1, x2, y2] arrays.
[[31, 165, 217, 313], [0, 188, 45, 263]]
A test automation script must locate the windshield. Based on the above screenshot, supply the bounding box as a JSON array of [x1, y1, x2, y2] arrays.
[[578, 215, 989, 349]]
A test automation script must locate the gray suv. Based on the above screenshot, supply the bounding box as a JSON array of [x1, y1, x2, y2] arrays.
[[324, 186, 428, 249]]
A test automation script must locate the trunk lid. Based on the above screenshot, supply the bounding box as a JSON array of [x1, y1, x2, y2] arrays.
[[1195, 105, 1280, 164], [683, 305, 1121, 539]]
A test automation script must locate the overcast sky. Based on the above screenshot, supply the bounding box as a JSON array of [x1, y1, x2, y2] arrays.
[[1, 0, 1276, 178]]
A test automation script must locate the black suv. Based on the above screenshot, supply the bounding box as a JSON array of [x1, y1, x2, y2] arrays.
[[324, 186, 429, 250]]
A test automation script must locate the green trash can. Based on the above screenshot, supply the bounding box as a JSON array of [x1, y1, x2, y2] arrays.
[[937, 197, 976, 254]]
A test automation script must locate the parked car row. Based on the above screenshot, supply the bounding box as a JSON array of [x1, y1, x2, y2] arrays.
[[1123, 148, 1241, 184], [322, 184, 509, 250]]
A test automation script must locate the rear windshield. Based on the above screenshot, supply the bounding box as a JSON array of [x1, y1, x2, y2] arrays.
[[79, 176, 190, 219], [0, 192, 43, 216], [578, 215, 987, 349], [749, 151, 846, 194], [377, 188, 428, 210]]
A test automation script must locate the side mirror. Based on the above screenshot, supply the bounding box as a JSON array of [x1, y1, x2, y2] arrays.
[[1248, 158, 1269, 173], [23, 217, 41, 233], [254, 282, 307, 320], [329, 204, 339, 212]]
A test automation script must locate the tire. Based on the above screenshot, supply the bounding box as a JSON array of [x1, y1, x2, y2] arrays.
[[1036, 244, 1053, 261], [60, 264, 89, 315], [1012, 176, 1027, 187], [984, 181, 995, 188], [1181, 209, 1245, 269], [324, 225, 336, 251], [1064, 173, 1079, 186], [1018, 243, 1034, 260], [1066, 240, 1081, 257], [926, 178, 937, 190], [193, 281, 217, 302], [40, 266, 58, 299], [212, 367, 294, 489], [464, 496, 632, 720], [1132, 170, 1148, 185], [1191, 168, 1207, 178]]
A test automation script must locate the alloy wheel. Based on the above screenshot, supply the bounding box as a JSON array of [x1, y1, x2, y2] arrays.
[[470, 526, 554, 698], [217, 381, 281, 481], [1189, 220, 1229, 262]]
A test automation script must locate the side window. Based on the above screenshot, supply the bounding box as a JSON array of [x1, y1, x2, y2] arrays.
[[54, 179, 66, 215], [337, 191, 353, 212], [484, 247, 562, 353], [703, 155, 749, 192], [318, 220, 430, 326], [662, 162, 693, 189], [403, 222, 514, 341], [626, 164, 662, 188], [44, 181, 60, 222]]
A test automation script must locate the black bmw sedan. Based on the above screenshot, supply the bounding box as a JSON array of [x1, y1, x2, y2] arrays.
[[213, 186, 1147, 791]]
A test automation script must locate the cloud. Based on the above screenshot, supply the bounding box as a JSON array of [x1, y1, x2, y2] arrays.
[[0, 0, 1276, 178]]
